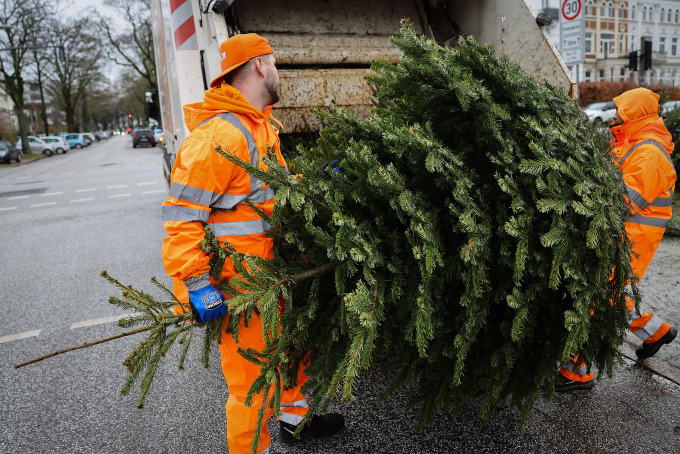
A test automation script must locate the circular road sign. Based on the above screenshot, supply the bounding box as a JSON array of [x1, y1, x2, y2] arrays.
[[562, 0, 582, 21]]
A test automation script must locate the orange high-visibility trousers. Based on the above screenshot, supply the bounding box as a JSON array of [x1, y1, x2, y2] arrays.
[[219, 314, 310, 454]]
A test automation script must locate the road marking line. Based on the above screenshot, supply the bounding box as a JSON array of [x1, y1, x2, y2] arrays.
[[71, 197, 95, 203], [76, 188, 97, 193], [41, 192, 63, 197], [30, 202, 56, 207], [8, 195, 29, 200], [0, 206, 17, 211], [71, 315, 128, 330], [0, 330, 40, 344], [107, 193, 131, 199], [138, 181, 158, 186], [108, 185, 128, 189], [143, 190, 166, 195]]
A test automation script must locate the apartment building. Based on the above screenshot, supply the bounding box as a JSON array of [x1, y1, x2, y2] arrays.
[[527, 0, 680, 85]]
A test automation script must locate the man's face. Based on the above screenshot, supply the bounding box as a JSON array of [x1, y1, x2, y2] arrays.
[[263, 54, 280, 106], [612, 110, 624, 126]]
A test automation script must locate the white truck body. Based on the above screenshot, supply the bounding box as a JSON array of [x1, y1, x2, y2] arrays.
[[151, 0, 574, 182]]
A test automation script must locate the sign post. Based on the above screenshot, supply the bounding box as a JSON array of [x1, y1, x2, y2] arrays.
[[560, 0, 585, 82]]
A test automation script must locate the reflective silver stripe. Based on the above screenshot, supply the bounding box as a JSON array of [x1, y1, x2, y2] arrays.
[[280, 397, 309, 409], [632, 313, 665, 341], [650, 187, 674, 208], [209, 219, 273, 237], [278, 412, 304, 426], [617, 139, 672, 168], [626, 213, 670, 228], [168, 182, 216, 207], [162, 205, 210, 222], [561, 361, 587, 376], [626, 185, 650, 211], [231, 449, 269, 454]]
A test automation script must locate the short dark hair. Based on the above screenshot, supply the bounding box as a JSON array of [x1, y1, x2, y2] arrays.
[[223, 57, 255, 85]]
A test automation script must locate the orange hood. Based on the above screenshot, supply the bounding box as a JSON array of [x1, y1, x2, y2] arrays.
[[611, 88, 674, 154], [182, 83, 280, 132]]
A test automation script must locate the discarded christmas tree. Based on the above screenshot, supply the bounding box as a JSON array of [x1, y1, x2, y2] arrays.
[[19, 23, 638, 452]]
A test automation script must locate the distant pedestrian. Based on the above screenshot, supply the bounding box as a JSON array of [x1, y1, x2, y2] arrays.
[[557, 87, 677, 392]]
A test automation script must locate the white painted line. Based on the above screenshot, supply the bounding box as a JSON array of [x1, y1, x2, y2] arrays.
[[107, 193, 131, 199], [71, 315, 127, 330], [107, 185, 128, 189], [8, 195, 29, 200], [0, 206, 17, 211], [0, 329, 40, 344], [30, 202, 56, 207], [41, 192, 63, 197], [76, 188, 97, 193], [137, 181, 158, 186], [143, 190, 166, 195], [71, 197, 95, 203]]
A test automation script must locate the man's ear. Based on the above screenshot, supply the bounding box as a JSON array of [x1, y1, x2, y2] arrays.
[[254, 57, 266, 77]]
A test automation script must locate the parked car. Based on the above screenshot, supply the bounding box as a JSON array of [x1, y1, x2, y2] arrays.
[[660, 100, 680, 117], [0, 140, 20, 163], [132, 129, 156, 148], [42, 136, 71, 154], [16, 136, 55, 156], [82, 133, 95, 144], [583, 101, 617, 123], [61, 133, 90, 149], [153, 129, 164, 146]]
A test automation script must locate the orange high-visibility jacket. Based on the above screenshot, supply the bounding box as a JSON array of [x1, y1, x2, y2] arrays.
[[161, 83, 287, 302], [611, 88, 676, 281]]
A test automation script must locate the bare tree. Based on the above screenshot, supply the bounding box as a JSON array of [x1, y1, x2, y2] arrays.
[[47, 18, 104, 132], [99, 0, 156, 92], [0, 0, 50, 153]]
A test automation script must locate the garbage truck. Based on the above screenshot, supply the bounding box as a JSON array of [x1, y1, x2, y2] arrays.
[[151, 0, 574, 184]]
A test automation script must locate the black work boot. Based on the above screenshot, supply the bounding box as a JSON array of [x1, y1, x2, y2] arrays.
[[280, 413, 345, 445], [636, 326, 677, 360], [554, 373, 595, 392]]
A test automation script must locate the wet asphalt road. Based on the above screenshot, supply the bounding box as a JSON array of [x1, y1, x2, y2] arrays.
[[1, 135, 679, 453]]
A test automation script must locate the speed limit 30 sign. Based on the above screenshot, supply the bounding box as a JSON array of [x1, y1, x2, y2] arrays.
[[562, 0, 582, 21], [560, 0, 584, 64]]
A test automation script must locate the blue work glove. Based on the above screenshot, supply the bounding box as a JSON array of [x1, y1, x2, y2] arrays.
[[188, 284, 227, 323]]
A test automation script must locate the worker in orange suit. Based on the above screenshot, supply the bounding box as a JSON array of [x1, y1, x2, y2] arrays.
[[557, 87, 677, 392], [161, 33, 344, 453]]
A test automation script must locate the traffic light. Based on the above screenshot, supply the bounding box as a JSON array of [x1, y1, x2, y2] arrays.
[[128, 114, 132, 119], [641, 38, 653, 70], [628, 50, 638, 71]]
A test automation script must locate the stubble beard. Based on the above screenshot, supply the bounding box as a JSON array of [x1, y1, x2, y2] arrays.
[[265, 73, 280, 106]]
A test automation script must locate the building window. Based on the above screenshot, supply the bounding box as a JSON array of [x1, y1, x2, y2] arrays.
[[672, 37, 678, 56], [620, 67, 626, 81], [632, 5, 636, 20], [585, 32, 593, 53], [660, 36, 666, 52], [619, 34, 625, 53], [610, 67, 615, 80], [586, 0, 595, 16], [659, 70, 665, 83], [631, 35, 636, 51], [661, 8, 665, 22], [585, 69, 592, 82], [602, 3, 607, 17], [601, 33, 614, 56], [676, 9, 679, 23], [619, 3, 626, 19], [599, 69, 605, 81], [672, 71, 677, 86], [643, 6, 648, 21], [669, 9, 673, 22]]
